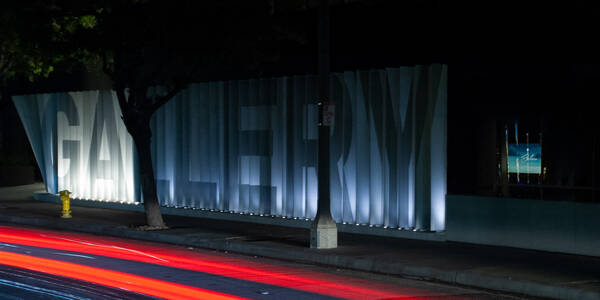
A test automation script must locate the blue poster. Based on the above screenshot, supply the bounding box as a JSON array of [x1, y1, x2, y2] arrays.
[[508, 144, 541, 174]]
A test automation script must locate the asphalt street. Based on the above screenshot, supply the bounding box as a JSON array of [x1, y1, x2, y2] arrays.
[[0, 224, 536, 300], [0, 264, 157, 300]]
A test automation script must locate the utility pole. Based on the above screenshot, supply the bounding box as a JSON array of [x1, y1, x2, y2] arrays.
[[310, 0, 337, 249]]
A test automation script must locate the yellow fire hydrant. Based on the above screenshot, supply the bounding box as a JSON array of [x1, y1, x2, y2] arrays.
[[59, 190, 72, 218]]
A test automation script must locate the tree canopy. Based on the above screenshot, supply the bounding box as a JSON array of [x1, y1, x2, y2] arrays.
[[53, 0, 307, 228], [2, 0, 309, 228], [0, 1, 103, 108]]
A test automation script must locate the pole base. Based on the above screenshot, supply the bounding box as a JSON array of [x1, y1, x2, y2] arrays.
[[310, 214, 337, 249], [61, 211, 72, 218]]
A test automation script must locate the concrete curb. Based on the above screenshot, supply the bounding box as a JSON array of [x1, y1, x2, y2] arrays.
[[1, 214, 598, 300], [33, 192, 446, 242]]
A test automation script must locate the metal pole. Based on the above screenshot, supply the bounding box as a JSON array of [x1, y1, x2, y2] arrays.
[[317, 0, 330, 217], [310, 0, 337, 249]]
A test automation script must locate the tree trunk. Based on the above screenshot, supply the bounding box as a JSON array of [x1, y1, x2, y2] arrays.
[[116, 85, 184, 229], [131, 119, 166, 228], [0, 88, 6, 111]]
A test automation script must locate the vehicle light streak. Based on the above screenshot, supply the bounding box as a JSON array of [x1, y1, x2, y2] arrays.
[[0, 226, 424, 299], [0, 250, 246, 300], [0, 277, 89, 300]]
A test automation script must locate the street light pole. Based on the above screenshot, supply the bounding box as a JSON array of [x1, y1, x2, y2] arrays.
[[310, 0, 337, 249]]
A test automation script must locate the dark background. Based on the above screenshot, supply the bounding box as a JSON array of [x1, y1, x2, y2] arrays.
[[2, 0, 599, 200]]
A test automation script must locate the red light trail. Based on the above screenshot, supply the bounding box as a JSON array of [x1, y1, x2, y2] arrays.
[[0, 250, 246, 300], [0, 226, 427, 300]]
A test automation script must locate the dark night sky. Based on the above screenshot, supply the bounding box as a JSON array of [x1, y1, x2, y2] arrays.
[[3, 0, 599, 194], [13, 1, 600, 92]]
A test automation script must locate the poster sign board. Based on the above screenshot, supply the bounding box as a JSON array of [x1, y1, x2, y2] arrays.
[[508, 143, 541, 174]]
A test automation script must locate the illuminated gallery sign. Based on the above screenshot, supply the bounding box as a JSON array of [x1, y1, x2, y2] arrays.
[[12, 91, 136, 203], [507, 144, 541, 174], [13, 65, 447, 230]]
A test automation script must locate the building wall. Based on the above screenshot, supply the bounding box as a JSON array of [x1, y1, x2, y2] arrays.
[[13, 65, 448, 231], [447, 194, 600, 257]]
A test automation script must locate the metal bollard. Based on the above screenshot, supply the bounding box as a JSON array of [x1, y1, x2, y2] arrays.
[[59, 190, 72, 218]]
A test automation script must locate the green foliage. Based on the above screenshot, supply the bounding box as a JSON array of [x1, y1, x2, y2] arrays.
[[106, 1, 289, 87], [79, 15, 97, 29], [2, 0, 306, 96], [27, 60, 54, 82], [0, 2, 99, 86], [51, 15, 97, 37]]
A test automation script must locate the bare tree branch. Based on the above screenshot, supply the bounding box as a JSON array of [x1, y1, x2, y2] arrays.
[[0, 53, 15, 78], [115, 85, 129, 125], [150, 83, 187, 113], [0, 54, 6, 72], [102, 52, 113, 77]]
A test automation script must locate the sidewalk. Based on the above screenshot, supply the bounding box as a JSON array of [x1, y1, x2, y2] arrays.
[[1, 183, 599, 300]]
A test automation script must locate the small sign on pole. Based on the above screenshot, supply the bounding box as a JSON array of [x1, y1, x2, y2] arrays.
[[323, 103, 335, 126]]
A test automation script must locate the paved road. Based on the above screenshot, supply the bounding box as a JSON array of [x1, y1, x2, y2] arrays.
[[0, 265, 156, 299], [0, 224, 535, 299]]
